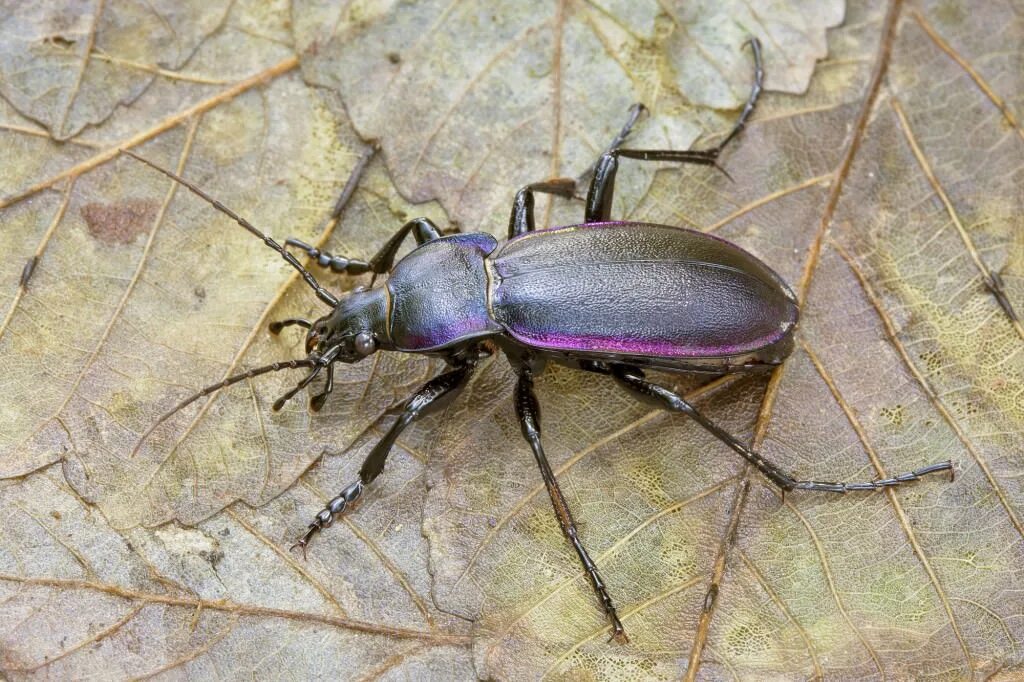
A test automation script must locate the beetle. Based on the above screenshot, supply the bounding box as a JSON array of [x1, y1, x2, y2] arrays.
[[126, 40, 952, 643]]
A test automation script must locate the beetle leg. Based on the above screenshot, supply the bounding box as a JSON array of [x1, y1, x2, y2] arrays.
[[610, 365, 954, 495], [290, 361, 475, 557], [507, 103, 648, 238], [514, 367, 629, 644], [284, 238, 372, 275], [575, 103, 648, 186], [268, 318, 311, 334], [584, 39, 764, 223], [507, 178, 578, 238], [284, 217, 442, 284], [366, 217, 443, 284]]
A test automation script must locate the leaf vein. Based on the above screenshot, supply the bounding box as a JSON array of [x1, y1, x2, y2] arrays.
[[686, 1, 908, 672], [890, 96, 1024, 336], [802, 339, 972, 672], [831, 239, 1024, 541], [0, 574, 468, 643]]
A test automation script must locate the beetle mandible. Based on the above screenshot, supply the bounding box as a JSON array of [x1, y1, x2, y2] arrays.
[[126, 40, 952, 643]]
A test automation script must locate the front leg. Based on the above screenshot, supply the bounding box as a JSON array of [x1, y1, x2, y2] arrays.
[[514, 366, 628, 643], [285, 217, 443, 282], [291, 360, 474, 556], [273, 217, 445, 333], [284, 237, 372, 275]]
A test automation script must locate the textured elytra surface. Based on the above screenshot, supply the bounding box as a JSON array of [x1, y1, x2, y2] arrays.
[[0, 1, 1021, 680]]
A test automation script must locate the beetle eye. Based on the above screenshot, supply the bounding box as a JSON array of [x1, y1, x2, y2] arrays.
[[353, 332, 376, 356]]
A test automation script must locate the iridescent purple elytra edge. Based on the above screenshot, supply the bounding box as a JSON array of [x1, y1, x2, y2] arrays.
[[125, 38, 953, 645]]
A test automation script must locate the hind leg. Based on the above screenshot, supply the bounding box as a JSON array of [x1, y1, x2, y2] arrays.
[[607, 364, 953, 496]]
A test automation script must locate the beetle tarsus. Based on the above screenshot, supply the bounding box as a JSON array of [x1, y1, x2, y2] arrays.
[[574, 102, 649, 187], [290, 482, 363, 558], [609, 620, 630, 644], [285, 237, 372, 275], [581, 38, 763, 223], [290, 524, 320, 561], [714, 37, 763, 152], [786, 460, 955, 493], [287, 363, 475, 555]]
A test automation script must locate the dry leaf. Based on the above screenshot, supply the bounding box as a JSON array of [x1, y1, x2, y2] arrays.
[[1, 0, 1021, 679], [420, 1, 1024, 678], [296, 0, 843, 233]]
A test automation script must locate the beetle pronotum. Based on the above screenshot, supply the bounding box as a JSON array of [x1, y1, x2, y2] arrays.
[[126, 40, 952, 643]]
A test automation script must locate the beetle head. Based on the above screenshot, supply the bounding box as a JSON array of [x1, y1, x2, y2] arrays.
[[306, 286, 389, 364]]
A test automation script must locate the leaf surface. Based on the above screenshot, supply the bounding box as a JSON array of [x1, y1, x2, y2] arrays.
[[416, 1, 1024, 678], [1, 0, 1022, 680], [296, 0, 842, 233]]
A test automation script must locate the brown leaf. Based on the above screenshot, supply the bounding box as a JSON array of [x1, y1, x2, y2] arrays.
[[0, 0, 240, 140], [296, 0, 843, 235], [0, 2, 468, 677], [419, 1, 1024, 678], [0, 464, 472, 677], [2, 0, 1022, 679]]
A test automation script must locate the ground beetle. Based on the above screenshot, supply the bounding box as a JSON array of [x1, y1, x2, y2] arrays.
[[127, 40, 952, 643]]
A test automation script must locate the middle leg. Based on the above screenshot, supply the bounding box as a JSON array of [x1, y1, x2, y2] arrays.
[[514, 366, 628, 643], [506, 104, 648, 239], [507, 179, 577, 239]]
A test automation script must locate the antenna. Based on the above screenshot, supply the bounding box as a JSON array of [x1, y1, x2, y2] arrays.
[[121, 149, 339, 307], [131, 358, 316, 457]]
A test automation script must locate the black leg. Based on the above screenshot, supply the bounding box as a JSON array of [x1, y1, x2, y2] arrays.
[[285, 217, 442, 284], [576, 103, 648, 184], [514, 367, 628, 643], [268, 318, 311, 334], [610, 365, 953, 495], [291, 361, 475, 557], [366, 217, 442, 283], [508, 104, 649, 239], [507, 178, 577, 239], [284, 238, 371, 275], [584, 39, 764, 223]]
